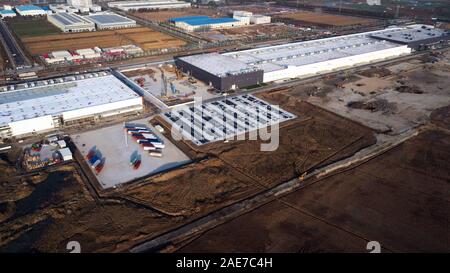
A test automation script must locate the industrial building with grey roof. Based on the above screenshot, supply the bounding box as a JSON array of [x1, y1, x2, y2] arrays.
[[48, 12, 95, 32], [85, 13, 137, 29]]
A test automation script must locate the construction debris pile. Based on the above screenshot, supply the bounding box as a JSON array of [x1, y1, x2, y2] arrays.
[[347, 99, 398, 114]]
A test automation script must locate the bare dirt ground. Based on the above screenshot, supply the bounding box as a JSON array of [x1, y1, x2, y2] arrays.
[[275, 11, 376, 27], [131, 8, 224, 22], [177, 128, 450, 253], [299, 50, 450, 134], [20, 27, 186, 55]]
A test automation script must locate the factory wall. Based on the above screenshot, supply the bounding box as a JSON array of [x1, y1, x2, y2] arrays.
[[9, 115, 55, 136], [219, 70, 264, 91], [175, 58, 263, 91], [62, 97, 143, 121], [262, 45, 411, 82]]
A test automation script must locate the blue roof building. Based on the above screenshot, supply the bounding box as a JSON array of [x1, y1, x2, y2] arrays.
[[15, 5, 46, 16], [169, 16, 243, 31]]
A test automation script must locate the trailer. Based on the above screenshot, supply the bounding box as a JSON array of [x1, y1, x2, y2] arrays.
[[89, 154, 100, 165], [91, 159, 102, 169], [149, 149, 163, 157]]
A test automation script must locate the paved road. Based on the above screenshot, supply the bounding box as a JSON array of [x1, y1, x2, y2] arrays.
[[0, 20, 30, 69]]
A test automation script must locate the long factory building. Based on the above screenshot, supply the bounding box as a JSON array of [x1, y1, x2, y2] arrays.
[[175, 25, 449, 91], [108, 0, 191, 11], [48, 13, 95, 32], [0, 71, 143, 139]]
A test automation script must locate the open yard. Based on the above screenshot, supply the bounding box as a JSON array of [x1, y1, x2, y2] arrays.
[[72, 119, 191, 189], [19, 27, 186, 55]]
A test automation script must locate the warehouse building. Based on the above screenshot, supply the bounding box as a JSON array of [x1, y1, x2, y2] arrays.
[[48, 12, 95, 32], [108, 0, 191, 11], [86, 13, 136, 30], [15, 5, 47, 16], [232, 11, 271, 25], [223, 29, 412, 83], [169, 16, 246, 32], [0, 71, 143, 139], [175, 53, 264, 91], [370, 24, 450, 50]]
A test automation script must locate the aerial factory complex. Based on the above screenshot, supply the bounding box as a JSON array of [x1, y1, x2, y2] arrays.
[[0, 0, 449, 255]]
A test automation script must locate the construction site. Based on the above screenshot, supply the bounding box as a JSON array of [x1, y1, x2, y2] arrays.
[[121, 64, 219, 107]]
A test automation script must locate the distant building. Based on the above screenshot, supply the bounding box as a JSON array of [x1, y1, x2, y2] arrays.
[[175, 53, 264, 91], [15, 5, 47, 16], [48, 12, 95, 32], [68, 0, 93, 7], [250, 15, 271, 25], [169, 16, 246, 32], [232, 10, 270, 25], [108, 0, 191, 11], [85, 13, 137, 30], [0, 71, 143, 139]]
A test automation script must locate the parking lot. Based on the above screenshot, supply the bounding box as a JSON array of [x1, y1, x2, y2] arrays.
[[72, 118, 191, 188]]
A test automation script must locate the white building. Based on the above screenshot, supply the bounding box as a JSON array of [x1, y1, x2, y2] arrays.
[[48, 12, 95, 32], [0, 71, 143, 139], [233, 11, 253, 17], [232, 15, 250, 25], [15, 5, 47, 16], [170, 16, 247, 32], [250, 15, 271, 25], [68, 0, 93, 7], [86, 13, 137, 30], [90, 5, 102, 12], [232, 11, 270, 25], [108, 0, 191, 11]]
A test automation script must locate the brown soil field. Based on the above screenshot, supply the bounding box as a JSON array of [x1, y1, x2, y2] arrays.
[[131, 8, 223, 22], [201, 23, 300, 41], [178, 127, 450, 252], [276, 11, 374, 27], [20, 27, 186, 55]]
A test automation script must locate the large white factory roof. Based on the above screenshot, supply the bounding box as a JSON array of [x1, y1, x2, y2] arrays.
[[0, 73, 140, 126], [48, 13, 94, 27], [370, 24, 448, 44], [223, 28, 406, 72], [86, 13, 136, 25], [178, 53, 262, 77]]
